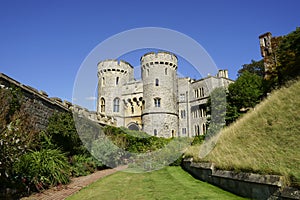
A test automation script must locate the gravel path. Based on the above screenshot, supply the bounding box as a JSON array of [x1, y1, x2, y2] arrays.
[[21, 166, 127, 200]]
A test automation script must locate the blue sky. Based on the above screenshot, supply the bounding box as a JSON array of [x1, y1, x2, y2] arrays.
[[0, 0, 299, 110]]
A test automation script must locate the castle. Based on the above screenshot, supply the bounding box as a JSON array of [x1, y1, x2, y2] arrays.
[[97, 52, 233, 138]]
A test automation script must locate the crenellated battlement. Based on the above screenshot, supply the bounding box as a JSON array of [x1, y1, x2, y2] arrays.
[[140, 51, 178, 69], [97, 59, 133, 76]]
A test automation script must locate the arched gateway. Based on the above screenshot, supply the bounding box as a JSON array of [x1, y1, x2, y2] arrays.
[[127, 122, 140, 131]]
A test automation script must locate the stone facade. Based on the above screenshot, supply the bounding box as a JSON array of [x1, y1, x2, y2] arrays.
[[97, 52, 234, 138], [259, 32, 282, 80]]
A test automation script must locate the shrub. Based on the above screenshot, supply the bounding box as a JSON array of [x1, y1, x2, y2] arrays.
[[70, 154, 105, 177], [191, 135, 205, 145], [13, 149, 71, 191], [0, 87, 38, 188], [46, 112, 83, 156]]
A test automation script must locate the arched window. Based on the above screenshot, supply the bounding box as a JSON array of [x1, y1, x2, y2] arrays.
[[154, 129, 157, 136], [171, 130, 175, 137], [116, 77, 119, 85], [154, 98, 161, 107], [155, 78, 159, 86], [165, 68, 168, 75], [197, 125, 200, 136], [100, 98, 105, 113], [113, 98, 120, 112], [194, 125, 200, 136], [202, 124, 206, 135], [128, 123, 139, 131]]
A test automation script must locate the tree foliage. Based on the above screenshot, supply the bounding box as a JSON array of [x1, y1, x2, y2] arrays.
[[216, 71, 264, 125], [228, 71, 263, 110], [237, 59, 264, 78], [46, 112, 84, 155], [0, 87, 38, 187], [277, 27, 300, 84]]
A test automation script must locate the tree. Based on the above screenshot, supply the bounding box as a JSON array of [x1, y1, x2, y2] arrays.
[[225, 71, 264, 124], [237, 59, 265, 78], [277, 27, 300, 84], [228, 71, 263, 109]]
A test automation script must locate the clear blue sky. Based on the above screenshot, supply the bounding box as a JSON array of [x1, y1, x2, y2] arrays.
[[0, 0, 299, 109]]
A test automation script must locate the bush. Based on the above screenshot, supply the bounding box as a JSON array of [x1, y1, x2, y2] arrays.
[[103, 126, 170, 154], [191, 135, 205, 145], [0, 87, 38, 188], [46, 112, 83, 156], [70, 154, 105, 177], [13, 149, 71, 191]]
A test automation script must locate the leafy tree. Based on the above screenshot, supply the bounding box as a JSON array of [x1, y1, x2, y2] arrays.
[[223, 71, 264, 125], [225, 104, 240, 125], [228, 71, 263, 110], [237, 59, 265, 78], [277, 27, 300, 84]]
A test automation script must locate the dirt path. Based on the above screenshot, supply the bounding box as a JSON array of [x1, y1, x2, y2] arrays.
[[21, 166, 127, 200]]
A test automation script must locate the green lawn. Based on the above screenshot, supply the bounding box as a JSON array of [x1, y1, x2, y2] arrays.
[[67, 166, 247, 200]]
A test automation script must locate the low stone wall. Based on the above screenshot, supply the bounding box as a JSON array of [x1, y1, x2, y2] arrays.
[[182, 158, 300, 200]]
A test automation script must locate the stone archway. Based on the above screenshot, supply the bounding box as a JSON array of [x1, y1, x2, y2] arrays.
[[127, 122, 140, 131]]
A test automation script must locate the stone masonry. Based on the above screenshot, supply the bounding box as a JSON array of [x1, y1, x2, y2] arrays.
[[259, 32, 282, 80], [97, 52, 234, 138], [0, 73, 115, 131]]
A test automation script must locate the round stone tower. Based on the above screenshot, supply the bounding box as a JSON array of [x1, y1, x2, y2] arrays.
[[141, 52, 178, 137], [97, 59, 134, 126]]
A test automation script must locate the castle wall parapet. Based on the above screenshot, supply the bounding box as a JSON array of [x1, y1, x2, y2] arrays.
[[97, 59, 133, 76], [140, 51, 178, 70], [0, 73, 115, 130]]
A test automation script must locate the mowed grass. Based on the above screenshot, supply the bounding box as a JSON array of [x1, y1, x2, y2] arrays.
[[185, 80, 300, 186], [67, 167, 247, 200]]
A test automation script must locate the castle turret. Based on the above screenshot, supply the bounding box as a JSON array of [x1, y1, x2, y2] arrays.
[[141, 52, 178, 137], [97, 60, 134, 126]]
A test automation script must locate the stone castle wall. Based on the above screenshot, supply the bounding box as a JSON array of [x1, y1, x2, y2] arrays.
[[141, 52, 178, 137], [96, 52, 234, 138], [0, 73, 115, 131]]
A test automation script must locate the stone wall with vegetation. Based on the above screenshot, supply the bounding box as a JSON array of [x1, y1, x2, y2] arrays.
[[182, 159, 300, 200]]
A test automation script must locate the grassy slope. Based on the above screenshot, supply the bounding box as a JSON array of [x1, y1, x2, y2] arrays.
[[67, 167, 247, 200], [186, 80, 300, 186]]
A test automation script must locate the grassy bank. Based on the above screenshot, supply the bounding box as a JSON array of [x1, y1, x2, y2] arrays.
[[67, 167, 247, 200], [185, 80, 300, 186]]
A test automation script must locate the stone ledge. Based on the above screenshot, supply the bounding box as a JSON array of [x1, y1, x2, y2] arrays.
[[182, 159, 300, 200], [213, 170, 283, 187]]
